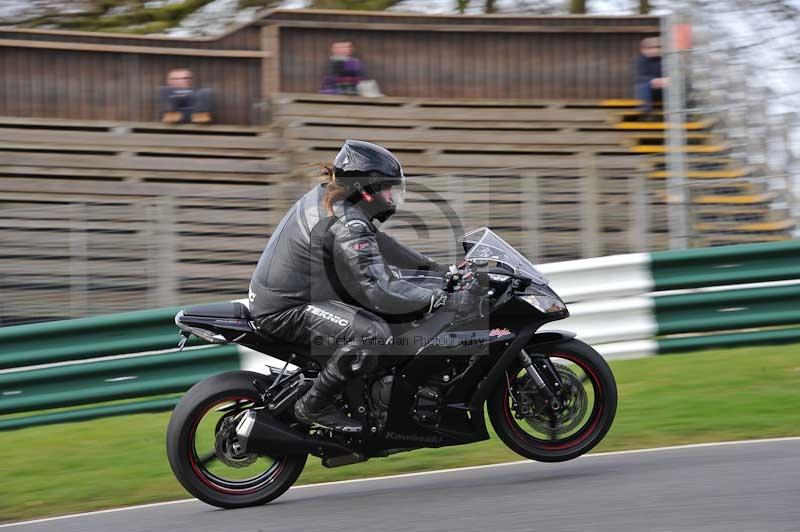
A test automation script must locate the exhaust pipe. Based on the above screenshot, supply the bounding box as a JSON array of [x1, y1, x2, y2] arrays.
[[323, 453, 367, 468], [236, 410, 353, 456]]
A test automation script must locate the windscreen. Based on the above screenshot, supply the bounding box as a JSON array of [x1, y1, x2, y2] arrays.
[[458, 227, 549, 285]]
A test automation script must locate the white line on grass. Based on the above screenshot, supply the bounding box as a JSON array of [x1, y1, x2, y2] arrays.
[[2, 436, 798, 528]]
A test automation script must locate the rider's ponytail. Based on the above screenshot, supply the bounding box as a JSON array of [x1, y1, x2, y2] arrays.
[[321, 164, 349, 217]]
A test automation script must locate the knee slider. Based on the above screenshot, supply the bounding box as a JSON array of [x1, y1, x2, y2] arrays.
[[330, 343, 378, 377], [330, 344, 368, 377], [361, 321, 392, 346]]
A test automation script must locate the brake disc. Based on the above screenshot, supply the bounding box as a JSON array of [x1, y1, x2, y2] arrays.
[[512, 363, 588, 436], [214, 415, 258, 469]]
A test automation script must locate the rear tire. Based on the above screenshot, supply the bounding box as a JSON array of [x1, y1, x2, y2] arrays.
[[166, 371, 307, 508], [488, 339, 617, 463]]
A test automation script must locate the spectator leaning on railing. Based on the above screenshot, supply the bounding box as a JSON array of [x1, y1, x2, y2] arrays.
[[158, 68, 214, 124]]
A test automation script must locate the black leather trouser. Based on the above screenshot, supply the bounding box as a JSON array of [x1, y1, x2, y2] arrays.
[[254, 300, 392, 377]]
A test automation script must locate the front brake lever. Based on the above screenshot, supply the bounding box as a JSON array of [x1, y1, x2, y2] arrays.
[[478, 296, 488, 317]]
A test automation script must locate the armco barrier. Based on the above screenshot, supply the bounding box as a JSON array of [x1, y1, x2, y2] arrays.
[[658, 326, 800, 353], [542, 239, 800, 358], [650, 240, 800, 290], [0, 306, 192, 369], [655, 284, 800, 335], [546, 297, 656, 345], [538, 252, 653, 302], [0, 344, 241, 431], [0, 302, 250, 430], [0, 345, 239, 415], [2, 239, 799, 430], [0, 397, 181, 432]]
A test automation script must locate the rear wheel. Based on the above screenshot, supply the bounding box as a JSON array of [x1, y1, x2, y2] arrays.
[[166, 371, 307, 508], [488, 339, 617, 462]]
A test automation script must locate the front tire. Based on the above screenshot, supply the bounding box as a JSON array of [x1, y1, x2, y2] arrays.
[[166, 371, 307, 508], [488, 339, 617, 463]]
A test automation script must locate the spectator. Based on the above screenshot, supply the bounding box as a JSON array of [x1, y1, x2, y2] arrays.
[[159, 68, 213, 124], [321, 41, 363, 96], [634, 37, 670, 116]]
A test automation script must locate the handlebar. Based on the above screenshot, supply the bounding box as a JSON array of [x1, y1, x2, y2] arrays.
[[444, 260, 533, 294], [444, 261, 477, 293]]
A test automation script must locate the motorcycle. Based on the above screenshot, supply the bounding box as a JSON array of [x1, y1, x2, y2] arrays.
[[166, 227, 617, 508]]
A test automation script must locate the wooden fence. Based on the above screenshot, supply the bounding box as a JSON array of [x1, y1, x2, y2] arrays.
[[0, 10, 659, 124], [1, 92, 795, 324], [0, 96, 660, 325], [273, 13, 658, 99]]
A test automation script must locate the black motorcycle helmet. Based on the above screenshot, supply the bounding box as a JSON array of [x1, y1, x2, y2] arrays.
[[333, 140, 406, 222]]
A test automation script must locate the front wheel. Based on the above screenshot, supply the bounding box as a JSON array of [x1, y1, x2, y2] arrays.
[[166, 371, 307, 508], [488, 339, 617, 462]]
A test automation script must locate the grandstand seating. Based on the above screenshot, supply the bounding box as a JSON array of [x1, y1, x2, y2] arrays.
[[0, 93, 795, 324], [0, 117, 286, 184], [274, 93, 661, 261], [614, 108, 796, 246], [0, 118, 289, 324]]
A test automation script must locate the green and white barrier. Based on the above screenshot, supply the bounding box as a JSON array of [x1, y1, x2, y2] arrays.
[[541, 239, 800, 359], [539, 252, 654, 302], [0, 301, 282, 431], [1, 239, 799, 429]]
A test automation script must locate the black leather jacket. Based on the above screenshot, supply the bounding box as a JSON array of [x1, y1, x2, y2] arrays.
[[635, 53, 662, 84], [249, 184, 443, 318]]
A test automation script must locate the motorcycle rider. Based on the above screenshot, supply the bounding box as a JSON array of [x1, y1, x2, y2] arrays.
[[249, 140, 473, 433]]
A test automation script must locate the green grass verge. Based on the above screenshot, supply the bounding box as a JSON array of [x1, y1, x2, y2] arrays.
[[1, 343, 799, 523]]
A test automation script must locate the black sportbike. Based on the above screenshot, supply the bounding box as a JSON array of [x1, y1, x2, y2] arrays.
[[166, 228, 617, 508]]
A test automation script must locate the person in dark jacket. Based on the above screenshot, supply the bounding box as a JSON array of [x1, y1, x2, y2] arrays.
[[158, 68, 213, 124], [320, 42, 363, 95], [634, 37, 670, 115], [249, 140, 473, 433]]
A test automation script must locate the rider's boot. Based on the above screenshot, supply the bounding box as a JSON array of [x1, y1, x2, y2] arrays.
[[294, 347, 364, 433]]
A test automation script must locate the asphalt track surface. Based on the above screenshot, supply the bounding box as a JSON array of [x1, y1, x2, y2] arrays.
[[5, 438, 799, 532]]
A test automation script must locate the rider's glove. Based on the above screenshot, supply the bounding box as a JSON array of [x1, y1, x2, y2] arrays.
[[429, 289, 448, 313]]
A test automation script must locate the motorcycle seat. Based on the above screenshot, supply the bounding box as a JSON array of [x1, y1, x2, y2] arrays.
[[183, 302, 251, 320]]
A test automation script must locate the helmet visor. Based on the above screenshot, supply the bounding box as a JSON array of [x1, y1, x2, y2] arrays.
[[378, 173, 405, 208]]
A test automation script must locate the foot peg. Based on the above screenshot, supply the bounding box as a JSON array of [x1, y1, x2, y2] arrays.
[[294, 402, 363, 434]]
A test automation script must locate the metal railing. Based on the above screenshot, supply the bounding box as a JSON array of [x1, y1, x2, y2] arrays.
[[683, 1, 800, 232]]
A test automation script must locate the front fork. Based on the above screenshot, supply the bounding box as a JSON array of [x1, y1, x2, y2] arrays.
[[518, 350, 563, 411]]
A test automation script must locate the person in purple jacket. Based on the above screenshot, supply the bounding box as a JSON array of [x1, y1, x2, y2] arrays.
[[634, 37, 670, 116], [321, 41, 363, 95]]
